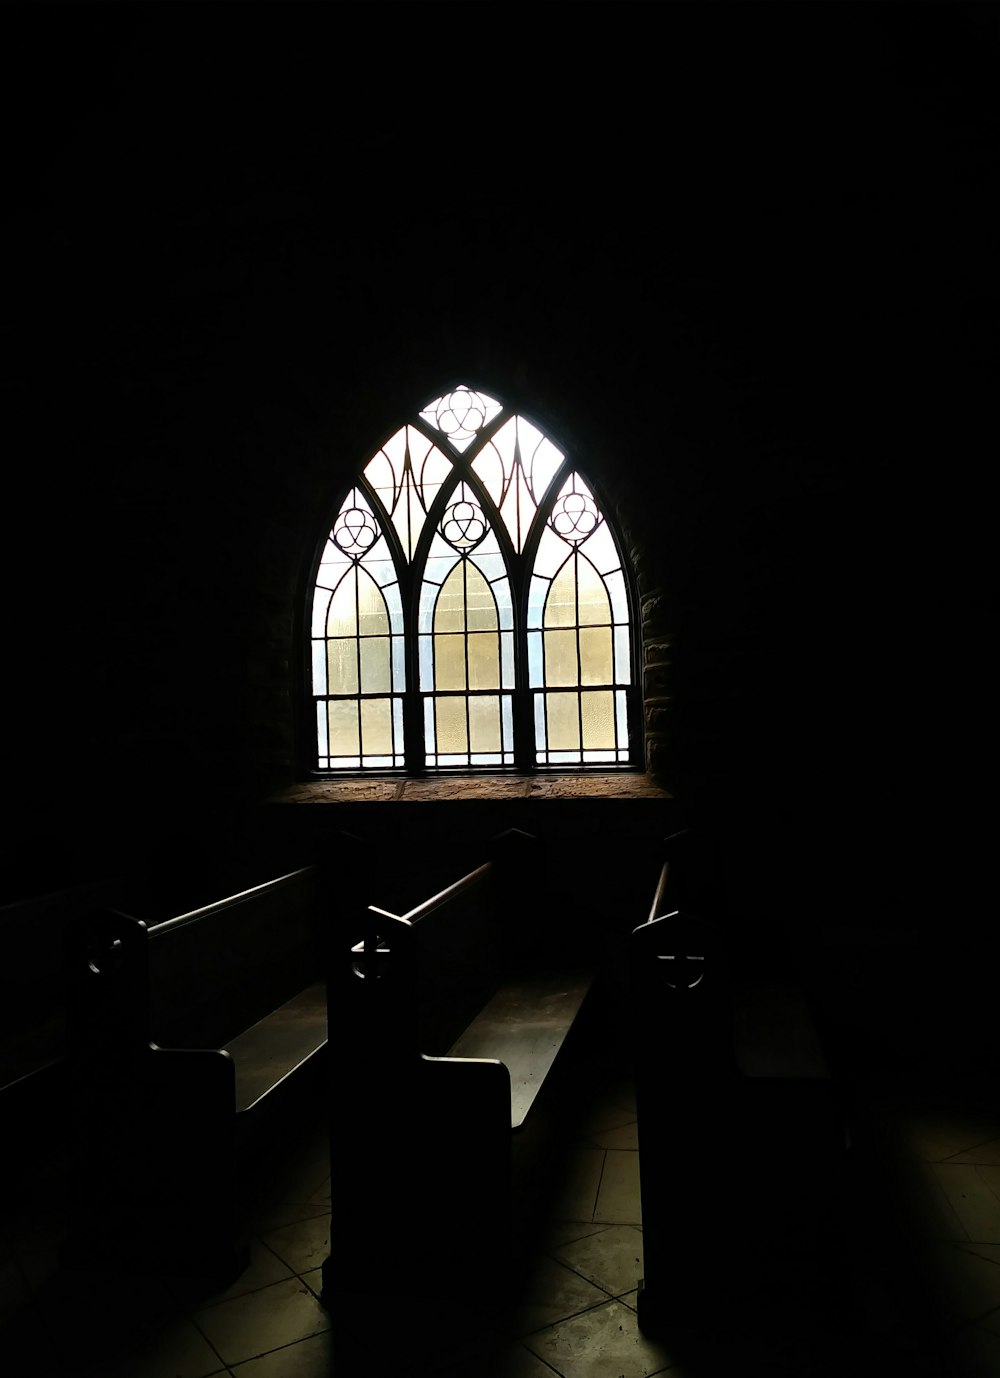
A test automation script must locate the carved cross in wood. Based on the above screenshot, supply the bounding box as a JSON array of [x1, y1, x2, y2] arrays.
[[656, 952, 705, 990]]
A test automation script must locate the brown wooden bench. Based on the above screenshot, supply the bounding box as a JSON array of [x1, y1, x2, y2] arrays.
[[321, 828, 597, 1307], [61, 861, 335, 1283], [631, 830, 847, 1337]]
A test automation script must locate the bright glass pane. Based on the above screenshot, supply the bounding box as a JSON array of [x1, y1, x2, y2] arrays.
[[360, 637, 391, 694], [433, 633, 466, 690], [614, 625, 631, 684], [316, 701, 328, 756], [616, 690, 628, 748], [311, 640, 327, 696], [391, 635, 405, 691], [578, 520, 620, 575], [424, 696, 436, 752], [419, 633, 434, 690], [465, 563, 498, 630], [532, 524, 567, 579], [435, 565, 466, 632], [311, 589, 332, 639], [544, 628, 578, 686], [357, 571, 389, 636], [467, 632, 499, 689], [580, 627, 613, 685], [527, 576, 547, 630], [547, 693, 581, 751], [544, 559, 577, 627], [361, 698, 393, 756], [534, 693, 546, 751], [328, 699, 360, 757], [577, 556, 611, 626], [469, 696, 500, 752], [501, 631, 514, 688], [502, 696, 513, 752], [327, 570, 358, 637], [528, 630, 543, 686], [605, 569, 629, 624], [327, 639, 358, 695], [581, 690, 615, 749], [436, 697, 468, 753]]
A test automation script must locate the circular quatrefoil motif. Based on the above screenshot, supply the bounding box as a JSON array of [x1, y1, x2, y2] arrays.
[[441, 498, 487, 551], [432, 389, 488, 443], [550, 490, 600, 543], [333, 506, 379, 555]]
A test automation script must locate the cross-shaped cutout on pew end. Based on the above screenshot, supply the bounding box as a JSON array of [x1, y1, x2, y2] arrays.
[[656, 952, 705, 990], [350, 936, 391, 981], [86, 934, 124, 978]]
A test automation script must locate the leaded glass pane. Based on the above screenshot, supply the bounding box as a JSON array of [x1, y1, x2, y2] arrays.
[[465, 563, 498, 630], [433, 633, 466, 691], [577, 556, 611, 626], [547, 693, 581, 751], [312, 640, 327, 696], [327, 572, 358, 638], [544, 628, 578, 687], [544, 560, 577, 627], [467, 632, 500, 689], [469, 696, 501, 753], [436, 697, 468, 754], [361, 698, 393, 756], [435, 565, 467, 632], [359, 637, 391, 694], [327, 639, 358, 695], [328, 699, 360, 758], [579, 626, 613, 685], [581, 690, 615, 749]]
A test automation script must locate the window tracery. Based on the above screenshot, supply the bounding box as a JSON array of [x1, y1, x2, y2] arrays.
[[309, 386, 636, 771]]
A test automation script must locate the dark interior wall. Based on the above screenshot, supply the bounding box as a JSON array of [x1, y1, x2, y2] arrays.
[[4, 2, 994, 998]]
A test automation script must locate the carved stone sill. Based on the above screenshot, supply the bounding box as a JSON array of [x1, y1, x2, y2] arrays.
[[268, 773, 673, 804]]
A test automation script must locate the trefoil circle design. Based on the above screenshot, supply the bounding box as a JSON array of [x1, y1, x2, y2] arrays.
[[333, 506, 379, 556]]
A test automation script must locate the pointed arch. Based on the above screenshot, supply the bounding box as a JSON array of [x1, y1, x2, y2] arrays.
[[307, 385, 639, 772]]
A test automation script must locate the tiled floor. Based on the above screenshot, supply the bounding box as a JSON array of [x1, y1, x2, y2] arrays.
[[3, 1051, 1000, 1377]]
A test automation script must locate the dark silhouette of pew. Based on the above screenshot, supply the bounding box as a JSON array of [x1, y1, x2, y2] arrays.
[[631, 830, 848, 1339], [322, 827, 597, 1309], [60, 860, 335, 1284]]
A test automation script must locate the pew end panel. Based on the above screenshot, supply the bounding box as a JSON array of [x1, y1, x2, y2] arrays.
[[631, 840, 849, 1337]]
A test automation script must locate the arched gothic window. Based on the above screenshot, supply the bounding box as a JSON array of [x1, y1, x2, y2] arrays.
[[308, 386, 638, 772]]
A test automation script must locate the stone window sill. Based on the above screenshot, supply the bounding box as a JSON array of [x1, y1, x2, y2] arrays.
[[268, 772, 672, 804]]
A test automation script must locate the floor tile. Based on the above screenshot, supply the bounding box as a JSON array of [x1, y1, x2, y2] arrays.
[[262, 1212, 330, 1274], [195, 1275, 331, 1366], [230, 1328, 342, 1377], [931, 1165, 1000, 1242], [915, 1243, 1000, 1329], [594, 1149, 642, 1224], [547, 1147, 605, 1222], [533, 1220, 612, 1253], [490, 1342, 566, 1377], [101, 1318, 228, 1378], [943, 1320, 1000, 1378], [588, 1120, 639, 1151], [247, 1198, 331, 1234], [167, 1239, 293, 1306], [525, 1297, 676, 1378], [949, 1138, 1000, 1166], [510, 1254, 610, 1334], [551, 1224, 644, 1297]]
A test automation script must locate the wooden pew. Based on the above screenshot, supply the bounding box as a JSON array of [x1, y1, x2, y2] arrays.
[[321, 828, 597, 1308], [60, 861, 334, 1283], [631, 830, 847, 1337], [0, 876, 124, 1185]]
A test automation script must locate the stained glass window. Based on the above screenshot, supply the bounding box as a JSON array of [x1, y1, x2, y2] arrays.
[[309, 386, 636, 771]]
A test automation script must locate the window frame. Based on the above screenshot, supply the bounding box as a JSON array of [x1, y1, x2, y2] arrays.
[[300, 387, 642, 777]]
